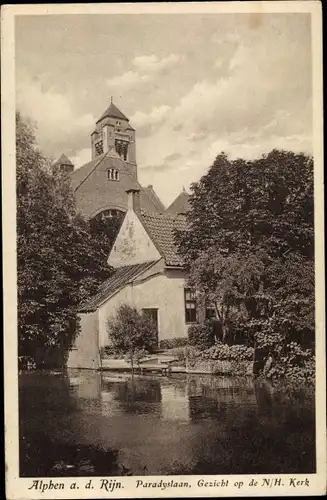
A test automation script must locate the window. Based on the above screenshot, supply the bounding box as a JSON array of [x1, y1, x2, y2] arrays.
[[184, 289, 197, 324], [94, 140, 103, 156], [107, 168, 119, 181]]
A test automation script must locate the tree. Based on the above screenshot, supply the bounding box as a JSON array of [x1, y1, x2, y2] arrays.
[[188, 249, 270, 344], [16, 112, 113, 367], [176, 150, 314, 263], [89, 210, 125, 259], [106, 305, 158, 371], [176, 149, 314, 373]]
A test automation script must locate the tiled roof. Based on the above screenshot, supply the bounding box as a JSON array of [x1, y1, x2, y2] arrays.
[[166, 190, 190, 215], [78, 261, 157, 313], [143, 185, 166, 213], [96, 102, 129, 123], [70, 153, 107, 191], [70, 150, 162, 214], [54, 153, 74, 166], [140, 212, 187, 267]]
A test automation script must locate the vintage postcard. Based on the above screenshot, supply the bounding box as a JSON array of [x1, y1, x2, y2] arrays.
[[2, 1, 326, 498]]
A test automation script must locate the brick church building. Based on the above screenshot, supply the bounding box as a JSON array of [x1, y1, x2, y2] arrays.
[[54, 100, 194, 369], [54, 99, 189, 221]]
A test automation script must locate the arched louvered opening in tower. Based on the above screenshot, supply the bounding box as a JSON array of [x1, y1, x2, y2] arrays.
[[115, 139, 129, 161]]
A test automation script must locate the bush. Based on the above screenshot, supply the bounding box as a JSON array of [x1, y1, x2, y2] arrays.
[[188, 320, 215, 349], [264, 342, 315, 385], [159, 337, 188, 349], [18, 356, 36, 370], [106, 304, 158, 368], [201, 343, 254, 362], [100, 346, 121, 359]]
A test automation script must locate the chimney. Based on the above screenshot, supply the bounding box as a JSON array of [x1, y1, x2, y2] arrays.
[[126, 189, 141, 212]]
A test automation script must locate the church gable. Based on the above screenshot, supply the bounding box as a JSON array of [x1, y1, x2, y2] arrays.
[[108, 208, 161, 268], [71, 149, 162, 217]]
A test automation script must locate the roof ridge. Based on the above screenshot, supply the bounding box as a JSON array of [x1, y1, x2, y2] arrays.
[[141, 210, 185, 221], [73, 149, 131, 192], [73, 152, 109, 192], [78, 261, 158, 312], [144, 185, 166, 212]]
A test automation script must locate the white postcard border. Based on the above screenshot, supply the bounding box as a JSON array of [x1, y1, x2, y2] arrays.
[[2, 2, 325, 499]]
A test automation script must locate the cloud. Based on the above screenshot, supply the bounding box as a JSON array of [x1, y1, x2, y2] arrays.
[[133, 54, 180, 73], [15, 14, 312, 207], [106, 71, 150, 88], [130, 104, 171, 136], [137, 22, 312, 206], [106, 54, 181, 90], [70, 148, 92, 168], [162, 27, 312, 157], [163, 152, 182, 162], [141, 163, 171, 174], [16, 74, 94, 157]]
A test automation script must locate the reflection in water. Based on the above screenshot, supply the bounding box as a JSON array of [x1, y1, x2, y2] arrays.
[[19, 370, 315, 476]]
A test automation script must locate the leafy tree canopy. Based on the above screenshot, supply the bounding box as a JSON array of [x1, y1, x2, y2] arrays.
[[16, 112, 113, 366], [176, 150, 315, 371], [176, 150, 314, 264], [106, 304, 158, 368]]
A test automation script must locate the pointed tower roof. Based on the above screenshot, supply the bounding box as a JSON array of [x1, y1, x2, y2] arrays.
[[96, 99, 129, 124], [53, 153, 74, 166], [143, 185, 166, 213], [166, 190, 191, 215]]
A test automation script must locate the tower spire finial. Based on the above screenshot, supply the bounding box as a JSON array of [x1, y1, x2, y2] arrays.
[[110, 96, 113, 104]]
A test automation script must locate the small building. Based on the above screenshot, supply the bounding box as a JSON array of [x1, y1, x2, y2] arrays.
[[67, 189, 197, 369]]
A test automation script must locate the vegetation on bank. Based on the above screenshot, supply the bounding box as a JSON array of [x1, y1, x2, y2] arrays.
[[16, 113, 120, 368], [175, 150, 315, 384], [104, 305, 158, 370], [17, 112, 315, 385]]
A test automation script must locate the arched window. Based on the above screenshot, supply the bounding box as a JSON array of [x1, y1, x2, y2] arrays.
[[94, 140, 103, 156], [107, 168, 119, 181]]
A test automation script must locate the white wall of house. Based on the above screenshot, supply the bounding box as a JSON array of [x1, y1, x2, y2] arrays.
[[108, 208, 161, 267], [67, 311, 101, 369], [98, 268, 189, 347]]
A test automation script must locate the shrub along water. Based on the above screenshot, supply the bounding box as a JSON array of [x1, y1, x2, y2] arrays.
[[175, 150, 315, 385], [106, 304, 158, 371]]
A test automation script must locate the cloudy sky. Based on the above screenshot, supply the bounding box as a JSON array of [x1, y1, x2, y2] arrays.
[[16, 13, 312, 206]]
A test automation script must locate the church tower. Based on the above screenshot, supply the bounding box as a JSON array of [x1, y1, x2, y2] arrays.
[[91, 98, 137, 179]]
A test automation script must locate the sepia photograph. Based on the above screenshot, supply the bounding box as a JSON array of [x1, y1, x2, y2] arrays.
[[2, 1, 325, 498]]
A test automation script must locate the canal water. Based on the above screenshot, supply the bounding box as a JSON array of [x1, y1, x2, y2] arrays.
[[19, 370, 315, 477]]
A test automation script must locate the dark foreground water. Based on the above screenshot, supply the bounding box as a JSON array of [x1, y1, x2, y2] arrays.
[[19, 370, 315, 476]]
